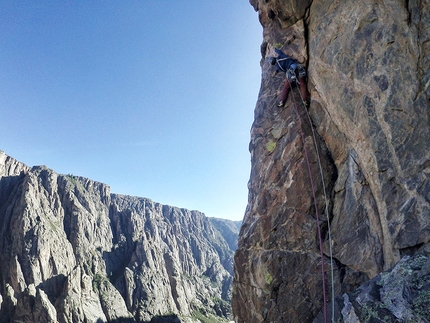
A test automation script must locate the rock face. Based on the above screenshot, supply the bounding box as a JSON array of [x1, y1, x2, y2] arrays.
[[0, 150, 235, 323], [314, 253, 430, 323], [233, 0, 430, 322]]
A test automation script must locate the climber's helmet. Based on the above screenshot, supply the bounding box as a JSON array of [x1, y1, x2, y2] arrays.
[[269, 57, 277, 65]]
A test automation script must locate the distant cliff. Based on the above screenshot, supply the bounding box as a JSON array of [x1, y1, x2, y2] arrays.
[[209, 218, 242, 252], [233, 0, 430, 322], [0, 150, 237, 323]]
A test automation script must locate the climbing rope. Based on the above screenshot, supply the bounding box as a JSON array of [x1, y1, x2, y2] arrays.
[[296, 87, 336, 323], [287, 81, 329, 323]]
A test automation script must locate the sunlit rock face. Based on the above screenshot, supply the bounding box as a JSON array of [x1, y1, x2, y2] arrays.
[[233, 0, 430, 322], [0, 150, 236, 323]]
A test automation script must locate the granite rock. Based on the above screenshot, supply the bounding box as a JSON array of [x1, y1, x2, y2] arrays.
[[0, 150, 235, 323], [233, 0, 430, 322]]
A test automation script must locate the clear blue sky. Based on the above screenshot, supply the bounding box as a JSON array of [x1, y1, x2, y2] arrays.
[[0, 1, 262, 221]]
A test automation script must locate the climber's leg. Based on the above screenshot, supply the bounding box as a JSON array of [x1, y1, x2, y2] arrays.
[[299, 77, 309, 103], [278, 79, 291, 107]]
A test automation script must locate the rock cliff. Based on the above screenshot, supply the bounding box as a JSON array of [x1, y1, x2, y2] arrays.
[[0, 150, 236, 323], [208, 218, 242, 252], [233, 0, 430, 322]]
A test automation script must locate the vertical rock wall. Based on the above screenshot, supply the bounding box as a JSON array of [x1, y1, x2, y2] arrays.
[[233, 0, 430, 322], [0, 150, 234, 323]]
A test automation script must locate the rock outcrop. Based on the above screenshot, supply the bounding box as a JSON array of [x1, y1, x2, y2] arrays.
[[0, 150, 236, 323], [314, 253, 430, 323], [233, 0, 430, 322]]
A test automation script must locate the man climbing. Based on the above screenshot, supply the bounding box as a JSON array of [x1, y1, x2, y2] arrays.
[[270, 48, 309, 107]]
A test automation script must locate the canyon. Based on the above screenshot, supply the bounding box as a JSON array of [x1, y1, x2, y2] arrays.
[[0, 150, 239, 322]]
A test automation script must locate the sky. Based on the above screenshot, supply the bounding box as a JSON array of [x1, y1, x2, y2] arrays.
[[0, 1, 262, 221]]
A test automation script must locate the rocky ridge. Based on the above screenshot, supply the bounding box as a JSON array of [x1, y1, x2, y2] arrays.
[[233, 0, 430, 322], [0, 150, 236, 323]]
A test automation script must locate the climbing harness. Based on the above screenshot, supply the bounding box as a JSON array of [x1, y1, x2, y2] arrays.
[[288, 83, 335, 323], [286, 68, 298, 83], [297, 64, 306, 78], [285, 64, 306, 83]]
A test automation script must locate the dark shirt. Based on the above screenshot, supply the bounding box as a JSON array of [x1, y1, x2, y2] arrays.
[[274, 49, 298, 73]]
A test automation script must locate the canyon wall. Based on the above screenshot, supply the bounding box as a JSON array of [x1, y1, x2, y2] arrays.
[[0, 150, 235, 323]]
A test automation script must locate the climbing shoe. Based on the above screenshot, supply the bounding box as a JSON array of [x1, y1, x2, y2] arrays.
[[277, 101, 285, 107]]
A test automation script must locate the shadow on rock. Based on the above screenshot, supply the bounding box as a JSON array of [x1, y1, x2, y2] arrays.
[[147, 314, 181, 323], [95, 314, 181, 323]]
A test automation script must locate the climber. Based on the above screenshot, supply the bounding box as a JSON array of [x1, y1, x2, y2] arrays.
[[270, 48, 309, 108]]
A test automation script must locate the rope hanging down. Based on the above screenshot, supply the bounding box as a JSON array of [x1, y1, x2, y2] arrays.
[[287, 81, 335, 323], [296, 87, 336, 323]]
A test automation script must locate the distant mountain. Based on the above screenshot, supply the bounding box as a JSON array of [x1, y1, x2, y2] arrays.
[[208, 218, 242, 251], [0, 150, 237, 323]]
